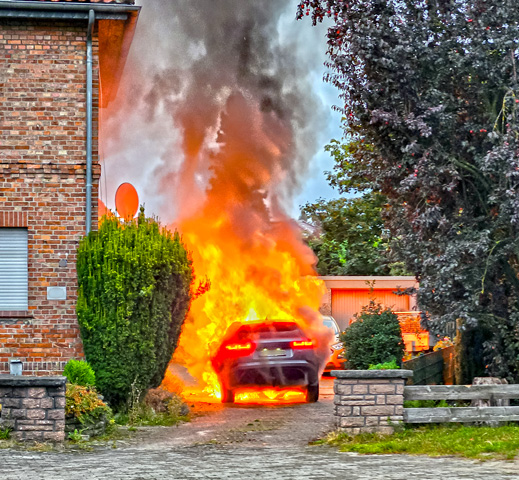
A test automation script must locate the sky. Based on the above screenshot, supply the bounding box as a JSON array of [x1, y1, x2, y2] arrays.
[[293, 83, 343, 215], [100, 0, 344, 221]]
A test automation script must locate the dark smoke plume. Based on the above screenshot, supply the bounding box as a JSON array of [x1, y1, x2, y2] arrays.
[[101, 0, 331, 222]]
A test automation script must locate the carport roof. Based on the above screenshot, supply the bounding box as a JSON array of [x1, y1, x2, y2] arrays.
[[318, 276, 418, 290]]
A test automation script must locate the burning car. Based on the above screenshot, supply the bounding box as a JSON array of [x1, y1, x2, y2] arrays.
[[211, 320, 322, 403]]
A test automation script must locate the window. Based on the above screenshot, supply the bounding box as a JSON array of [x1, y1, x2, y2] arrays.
[[0, 228, 28, 311]]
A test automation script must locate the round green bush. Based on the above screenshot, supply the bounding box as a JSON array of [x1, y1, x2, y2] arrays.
[[63, 359, 96, 387], [341, 301, 405, 370], [76, 209, 193, 409]]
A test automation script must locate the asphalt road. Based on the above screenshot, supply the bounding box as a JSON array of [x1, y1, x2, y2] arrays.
[[0, 377, 518, 480]]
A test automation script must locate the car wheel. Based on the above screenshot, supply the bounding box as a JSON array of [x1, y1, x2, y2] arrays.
[[221, 387, 235, 404], [306, 383, 319, 403]]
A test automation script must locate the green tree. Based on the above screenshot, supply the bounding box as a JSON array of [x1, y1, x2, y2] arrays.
[[301, 191, 403, 275], [76, 210, 193, 408], [298, 0, 519, 381]]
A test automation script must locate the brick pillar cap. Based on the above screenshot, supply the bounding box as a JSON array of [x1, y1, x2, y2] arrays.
[[0, 375, 66, 387], [332, 369, 414, 379]]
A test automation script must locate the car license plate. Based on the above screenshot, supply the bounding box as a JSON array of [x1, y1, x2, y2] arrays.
[[259, 348, 287, 357]]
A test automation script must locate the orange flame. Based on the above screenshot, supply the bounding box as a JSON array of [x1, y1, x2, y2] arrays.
[[170, 214, 329, 402], [160, 93, 331, 403], [234, 387, 307, 404]]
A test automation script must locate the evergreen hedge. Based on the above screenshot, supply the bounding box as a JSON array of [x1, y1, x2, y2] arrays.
[[76, 210, 193, 408], [341, 301, 405, 370]]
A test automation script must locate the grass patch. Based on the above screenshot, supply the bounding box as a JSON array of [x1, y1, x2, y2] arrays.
[[115, 409, 187, 427], [114, 402, 188, 427], [67, 429, 83, 443], [112, 389, 189, 428], [27, 442, 56, 453], [0, 438, 16, 450], [325, 424, 519, 461]]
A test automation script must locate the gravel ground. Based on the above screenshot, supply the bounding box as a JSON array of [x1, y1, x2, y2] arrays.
[[1, 378, 518, 480]]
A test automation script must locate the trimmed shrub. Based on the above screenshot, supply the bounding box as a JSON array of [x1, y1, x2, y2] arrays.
[[63, 359, 96, 387], [76, 209, 193, 408], [341, 301, 405, 370]]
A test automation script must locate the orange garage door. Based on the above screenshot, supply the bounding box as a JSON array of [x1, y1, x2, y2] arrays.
[[331, 289, 410, 330]]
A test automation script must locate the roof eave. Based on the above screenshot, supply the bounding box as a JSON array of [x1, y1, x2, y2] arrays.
[[0, 1, 140, 15]]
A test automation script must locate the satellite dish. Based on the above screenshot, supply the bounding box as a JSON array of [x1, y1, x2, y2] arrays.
[[115, 182, 139, 220]]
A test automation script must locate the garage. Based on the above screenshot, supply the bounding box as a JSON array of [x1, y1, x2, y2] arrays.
[[319, 276, 418, 331]]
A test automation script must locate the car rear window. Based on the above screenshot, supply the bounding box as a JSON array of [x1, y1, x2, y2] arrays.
[[235, 322, 303, 338]]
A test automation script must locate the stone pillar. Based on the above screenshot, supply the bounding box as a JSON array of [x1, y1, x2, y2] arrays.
[[333, 369, 413, 435], [0, 376, 66, 442]]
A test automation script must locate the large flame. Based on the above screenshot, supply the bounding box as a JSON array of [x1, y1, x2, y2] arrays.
[[165, 94, 330, 402], [99, 1, 337, 404]]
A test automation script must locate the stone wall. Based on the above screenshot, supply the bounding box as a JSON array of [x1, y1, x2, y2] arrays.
[[333, 369, 413, 435], [0, 18, 100, 374], [0, 375, 66, 441]]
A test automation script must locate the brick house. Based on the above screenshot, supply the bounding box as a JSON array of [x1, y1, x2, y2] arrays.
[[0, 0, 140, 374]]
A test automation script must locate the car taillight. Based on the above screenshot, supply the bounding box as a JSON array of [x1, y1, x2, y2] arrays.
[[224, 341, 255, 356], [290, 339, 314, 349]]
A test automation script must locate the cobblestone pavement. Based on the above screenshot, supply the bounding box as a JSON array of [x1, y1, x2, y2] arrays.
[[0, 378, 518, 480], [1, 442, 518, 480]]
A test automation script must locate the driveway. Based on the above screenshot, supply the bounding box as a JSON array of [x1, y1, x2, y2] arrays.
[[0, 378, 518, 480]]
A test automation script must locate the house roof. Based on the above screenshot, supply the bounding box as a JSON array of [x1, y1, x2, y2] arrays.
[[20, 1, 135, 3]]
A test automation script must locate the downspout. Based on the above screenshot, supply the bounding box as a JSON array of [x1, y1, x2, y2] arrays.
[[86, 9, 95, 235]]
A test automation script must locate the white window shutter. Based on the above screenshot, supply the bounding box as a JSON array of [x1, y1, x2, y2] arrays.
[[0, 228, 28, 310]]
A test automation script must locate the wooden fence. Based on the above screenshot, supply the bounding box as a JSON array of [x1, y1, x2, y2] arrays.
[[403, 384, 519, 423], [403, 345, 455, 385]]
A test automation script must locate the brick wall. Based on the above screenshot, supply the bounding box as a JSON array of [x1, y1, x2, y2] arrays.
[[0, 19, 100, 374]]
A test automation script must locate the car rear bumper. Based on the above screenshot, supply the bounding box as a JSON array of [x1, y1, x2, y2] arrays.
[[224, 359, 319, 388]]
